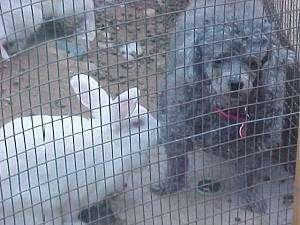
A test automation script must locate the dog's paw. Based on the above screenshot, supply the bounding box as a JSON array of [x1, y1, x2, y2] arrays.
[[150, 179, 185, 195], [239, 190, 267, 214], [79, 201, 115, 223]]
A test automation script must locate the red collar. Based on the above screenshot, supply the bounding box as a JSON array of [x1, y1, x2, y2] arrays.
[[213, 106, 248, 138]]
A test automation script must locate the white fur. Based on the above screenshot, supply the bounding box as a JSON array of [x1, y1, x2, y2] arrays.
[[0, 0, 43, 59], [0, 0, 96, 59], [40, 0, 96, 42], [0, 74, 159, 225]]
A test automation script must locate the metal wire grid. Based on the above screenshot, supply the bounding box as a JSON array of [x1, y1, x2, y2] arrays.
[[0, 0, 299, 224]]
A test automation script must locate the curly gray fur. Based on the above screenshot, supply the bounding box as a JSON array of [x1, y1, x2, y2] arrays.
[[151, 0, 296, 213]]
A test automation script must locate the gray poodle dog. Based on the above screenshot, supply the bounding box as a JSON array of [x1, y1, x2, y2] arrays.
[[151, 0, 296, 213]]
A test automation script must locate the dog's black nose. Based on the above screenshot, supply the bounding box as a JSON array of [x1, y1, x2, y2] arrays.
[[229, 81, 244, 91]]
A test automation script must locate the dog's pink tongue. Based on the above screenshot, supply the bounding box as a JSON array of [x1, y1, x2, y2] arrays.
[[214, 106, 247, 123]]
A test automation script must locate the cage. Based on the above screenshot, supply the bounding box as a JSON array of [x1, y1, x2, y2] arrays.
[[0, 0, 299, 224]]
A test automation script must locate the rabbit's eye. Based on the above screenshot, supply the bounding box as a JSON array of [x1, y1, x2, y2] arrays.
[[131, 118, 142, 128]]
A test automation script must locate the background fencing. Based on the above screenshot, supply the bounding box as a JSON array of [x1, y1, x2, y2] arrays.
[[0, 0, 299, 224]]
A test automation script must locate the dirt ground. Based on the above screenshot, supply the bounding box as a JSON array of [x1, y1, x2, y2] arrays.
[[0, 0, 295, 224]]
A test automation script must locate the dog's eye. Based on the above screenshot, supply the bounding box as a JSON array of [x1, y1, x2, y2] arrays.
[[250, 61, 258, 69], [214, 59, 222, 65], [249, 58, 260, 70], [131, 118, 143, 128], [212, 59, 223, 69]]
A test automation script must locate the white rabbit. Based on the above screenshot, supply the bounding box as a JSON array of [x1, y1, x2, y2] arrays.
[[0, 0, 96, 59], [40, 0, 96, 43], [0, 74, 159, 225], [0, 0, 44, 59]]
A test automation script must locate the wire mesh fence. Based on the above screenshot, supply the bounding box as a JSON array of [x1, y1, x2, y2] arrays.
[[0, 0, 299, 224]]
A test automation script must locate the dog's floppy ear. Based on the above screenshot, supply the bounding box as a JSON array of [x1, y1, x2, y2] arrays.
[[193, 43, 211, 84], [282, 48, 297, 66], [269, 47, 296, 66]]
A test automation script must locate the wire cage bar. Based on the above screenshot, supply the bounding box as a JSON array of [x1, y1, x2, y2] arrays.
[[0, 0, 299, 225]]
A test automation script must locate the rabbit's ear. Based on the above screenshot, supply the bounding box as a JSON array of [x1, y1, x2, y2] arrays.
[[116, 88, 139, 120], [0, 43, 9, 60], [70, 74, 110, 110]]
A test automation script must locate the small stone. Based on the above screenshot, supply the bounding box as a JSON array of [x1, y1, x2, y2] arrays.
[[97, 42, 113, 49], [120, 42, 143, 60], [120, 64, 128, 69], [2, 97, 12, 105], [146, 8, 155, 17], [88, 62, 97, 72], [235, 217, 241, 222]]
